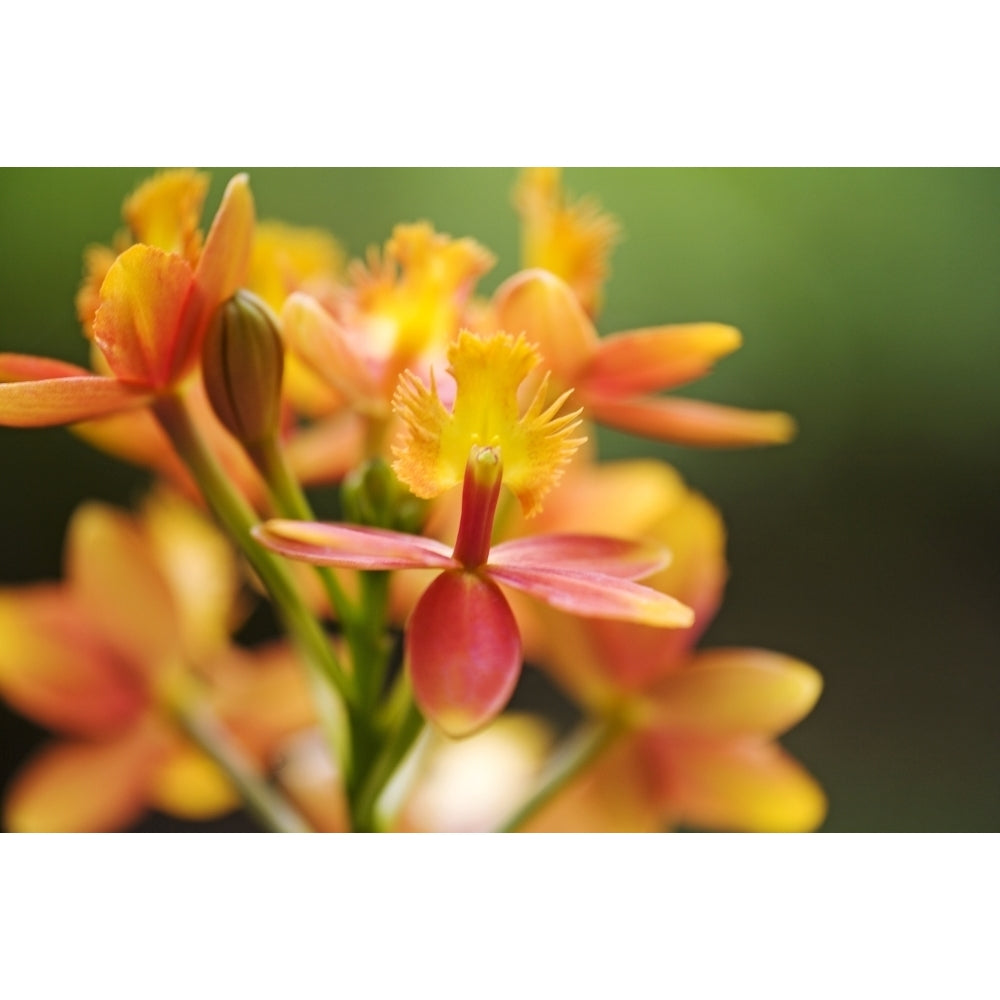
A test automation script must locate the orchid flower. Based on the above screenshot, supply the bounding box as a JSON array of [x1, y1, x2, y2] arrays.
[[0, 491, 314, 832], [0, 172, 253, 429], [492, 267, 796, 447], [510, 461, 826, 832], [255, 331, 694, 737]]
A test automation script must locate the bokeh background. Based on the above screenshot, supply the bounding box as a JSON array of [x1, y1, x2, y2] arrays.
[[0, 168, 997, 832]]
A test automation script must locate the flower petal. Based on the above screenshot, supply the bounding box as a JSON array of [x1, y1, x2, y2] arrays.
[[4, 727, 162, 832], [645, 649, 823, 737], [491, 533, 670, 580], [581, 324, 742, 395], [583, 393, 797, 447], [0, 373, 152, 427], [643, 733, 828, 832], [66, 502, 182, 678], [487, 563, 694, 628], [407, 570, 522, 738], [253, 520, 457, 571], [491, 269, 598, 382], [0, 585, 146, 736], [281, 292, 381, 408], [92, 244, 196, 389], [194, 173, 255, 309], [147, 741, 240, 821]]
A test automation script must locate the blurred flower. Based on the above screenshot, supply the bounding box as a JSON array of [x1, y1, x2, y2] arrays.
[[493, 268, 796, 447], [255, 332, 694, 736], [0, 492, 313, 832], [514, 460, 826, 832], [514, 167, 620, 317]]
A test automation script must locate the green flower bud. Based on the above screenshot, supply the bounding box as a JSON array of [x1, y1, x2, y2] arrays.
[[202, 290, 284, 448], [341, 457, 427, 534]]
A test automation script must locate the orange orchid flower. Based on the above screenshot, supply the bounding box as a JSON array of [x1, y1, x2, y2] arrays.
[[255, 332, 694, 737], [493, 268, 796, 448], [0, 492, 314, 832], [0, 172, 254, 429]]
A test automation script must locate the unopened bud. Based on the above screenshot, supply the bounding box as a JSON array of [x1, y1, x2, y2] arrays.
[[341, 457, 426, 534], [202, 290, 284, 447]]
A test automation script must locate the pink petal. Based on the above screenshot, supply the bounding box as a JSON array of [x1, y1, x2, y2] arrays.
[[253, 520, 457, 571], [491, 533, 670, 580], [407, 571, 522, 737], [583, 393, 797, 447], [0, 373, 151, 427], [487, 563, 694, 628]]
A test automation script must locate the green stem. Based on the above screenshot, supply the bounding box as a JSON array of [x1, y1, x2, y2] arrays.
[[253, 434, 358, 631], [353, 695, 426, 832], [498, 719, 622, 833], [153, 392, 354, 783], [174, 700, 312, 833]]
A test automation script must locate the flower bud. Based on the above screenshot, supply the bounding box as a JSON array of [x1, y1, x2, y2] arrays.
[[341, 457, 426, 534], [202, 290, 284, 447]]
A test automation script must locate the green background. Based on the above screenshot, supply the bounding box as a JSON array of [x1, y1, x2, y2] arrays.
[[1, 168, 997, 831]]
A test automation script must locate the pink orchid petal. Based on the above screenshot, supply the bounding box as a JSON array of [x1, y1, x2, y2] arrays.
[[407, 570, 522, 737], [491, 533, 670, 580], [580, 324, 742, 395], [582, 392, 797, 447], [253, 520, 457, 571], [487, 563, 694, 628], [0, 370, 152, 427]]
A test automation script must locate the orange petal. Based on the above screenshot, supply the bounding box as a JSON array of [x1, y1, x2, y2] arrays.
[[194, 173, 255, 310], [92, 244, 196, 389], [123, 169, 209, 263], [0, 585, 146, 736], [65, 502, 181, 679], [583, 393, 797, 447], [407, 570, 522, 738], [491, 269, 598, 382], [283, 411, 366, 486], [581, 324, 742, 395], [4, 727, 162, 832], [281, 292, 381, 408], [644, 733, 828, 832], [646, 649, 823, 737], [0, 371, 151, 427]]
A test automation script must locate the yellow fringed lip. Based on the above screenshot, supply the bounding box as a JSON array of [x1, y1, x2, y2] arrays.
[[391, 330, 586, 517]]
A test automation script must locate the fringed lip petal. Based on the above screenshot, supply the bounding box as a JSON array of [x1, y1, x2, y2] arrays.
[[0, 371, 152, 427], [644, 648, 823, 737], [253, 520, 457, 571], [582, 393, 797, 447], [580, 324, 743, 395], [406, 571, 522, 738], [491, 533, 671, 580], [486, 562, 695, 628]]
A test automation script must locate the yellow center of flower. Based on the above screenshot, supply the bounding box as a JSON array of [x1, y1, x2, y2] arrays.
[[391, 330, 585, 516]]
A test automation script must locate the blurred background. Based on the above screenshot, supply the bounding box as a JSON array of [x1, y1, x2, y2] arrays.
[[0, 168, 997, 832]]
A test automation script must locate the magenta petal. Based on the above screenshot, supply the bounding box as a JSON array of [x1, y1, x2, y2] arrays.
[[490, 533, 670, 580], [487, 563, 695, 628], [407, 571, 522, 738], [252, 520, 457, 570]]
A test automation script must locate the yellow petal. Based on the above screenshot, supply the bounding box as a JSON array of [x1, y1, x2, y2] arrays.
[[392, 331, 585, 515], [65, 502, 181, 679], [148, 742, 240, 820], [248, 220, 345, 312], [122, 169, 209, 265], [514, 167, 620, 317], [647, 649, 823, 737], [645, 734, 828, 832]]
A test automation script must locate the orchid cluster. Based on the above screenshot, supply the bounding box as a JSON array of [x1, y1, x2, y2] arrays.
[[0, 169, 825, 832]]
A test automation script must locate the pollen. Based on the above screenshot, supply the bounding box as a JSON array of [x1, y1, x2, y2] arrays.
[[392, 331, 586, 516]]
